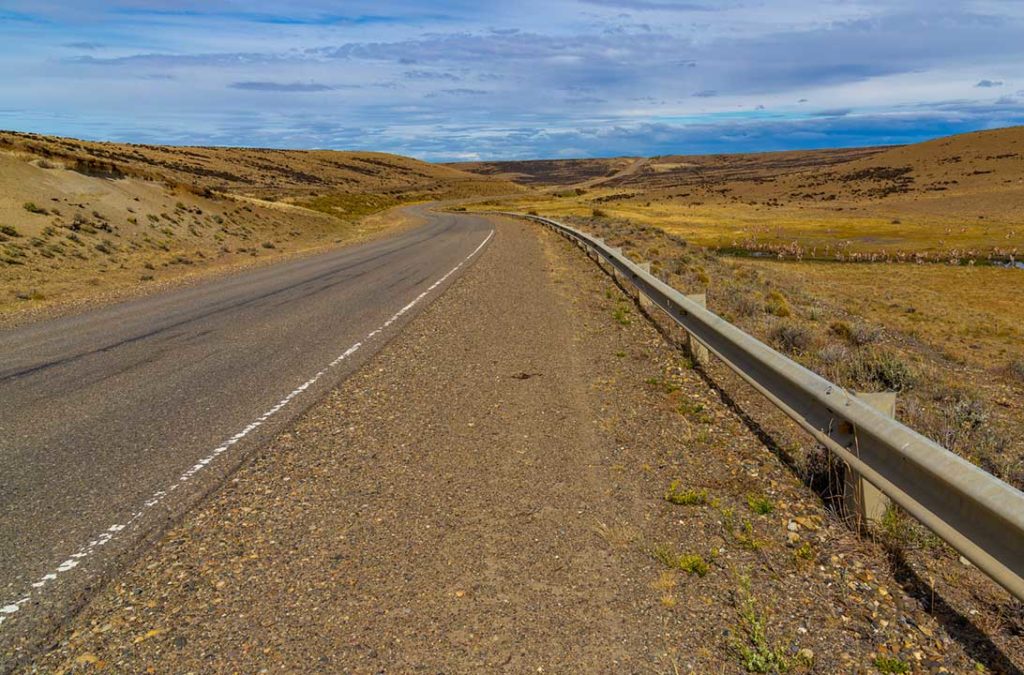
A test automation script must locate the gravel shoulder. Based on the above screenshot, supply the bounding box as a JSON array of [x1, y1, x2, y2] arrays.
[[30, 217, 1009, 673]]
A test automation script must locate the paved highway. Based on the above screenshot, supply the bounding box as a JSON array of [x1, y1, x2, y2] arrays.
[[0, 206, 493, 666]]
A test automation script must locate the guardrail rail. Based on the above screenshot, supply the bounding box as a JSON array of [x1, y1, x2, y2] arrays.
[[507, 211, 1024, 601]]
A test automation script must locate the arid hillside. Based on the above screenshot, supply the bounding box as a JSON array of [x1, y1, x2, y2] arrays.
[[0, 131, 516, 201], [448, 156, 641, 186], [457, 126, 1024, 260], [0, 131, 516, 319]]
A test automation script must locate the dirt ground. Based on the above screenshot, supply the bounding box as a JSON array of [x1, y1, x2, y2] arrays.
[[28, 217, 1020, 673]]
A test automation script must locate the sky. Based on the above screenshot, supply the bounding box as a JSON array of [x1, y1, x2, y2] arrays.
[[0, 0, 1022, 160]]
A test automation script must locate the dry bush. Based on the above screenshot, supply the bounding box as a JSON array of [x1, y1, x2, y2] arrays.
[[903, 390, 1012, 480], [764, 290, 791, 317], [768, 321, 816, 354], [845, 347, 915, 392], [829, 320, 881, 346]]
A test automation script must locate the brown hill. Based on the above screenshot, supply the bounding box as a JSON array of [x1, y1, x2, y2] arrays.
[[0, 130, 517, 201], [454, 127, 1024, 224], [0, 131, 516, 319]]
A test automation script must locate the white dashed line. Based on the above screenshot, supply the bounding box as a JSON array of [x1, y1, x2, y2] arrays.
[[0, 228, 493, 628]]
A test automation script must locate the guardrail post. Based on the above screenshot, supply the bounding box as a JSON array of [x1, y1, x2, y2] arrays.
[[845, 392, 896, 527], [685, 294, 710, 367]]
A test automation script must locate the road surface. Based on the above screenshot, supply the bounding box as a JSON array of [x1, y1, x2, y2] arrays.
[[0, 206, 493, 666]]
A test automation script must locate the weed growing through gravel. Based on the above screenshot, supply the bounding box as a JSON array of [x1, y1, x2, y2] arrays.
[[736, 521, 766, 551], [650, 544, 710, 576], [731, 575, 790, 673], [747, 495, 775, 515], [678, 553, 710, 576], [793, 542, 815, 562], [664, 480, 708, 506], [873, 655, 911, 673], [612, 305, 632, 325]]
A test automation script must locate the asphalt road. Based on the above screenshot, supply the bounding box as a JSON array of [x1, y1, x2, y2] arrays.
[[0, 206, 493, 666]]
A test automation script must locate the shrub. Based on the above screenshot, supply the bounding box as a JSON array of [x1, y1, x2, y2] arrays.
[[733, 293, 761, 318], [0, 225, 20, 238], [829, 320, 880, 346], [23, 202, 48, 215], [848, 348, 915, 391], [817, 343, 849, 366], [769, 322, 815, 354], [764, 290, 790, 317], [591, 208, 608, 218], [261, 241, 276, 249]]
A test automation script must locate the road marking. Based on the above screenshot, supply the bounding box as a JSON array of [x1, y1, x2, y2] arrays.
[[0, 228, 494, 628]]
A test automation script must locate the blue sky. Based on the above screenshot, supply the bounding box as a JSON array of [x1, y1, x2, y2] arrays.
[[0, 1, 1022, 160]]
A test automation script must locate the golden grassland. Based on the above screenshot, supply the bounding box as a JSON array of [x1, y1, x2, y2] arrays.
[[467, 191, 1023, 258], [734, 259, 1023, 371], [462, 126, 1024, 260]]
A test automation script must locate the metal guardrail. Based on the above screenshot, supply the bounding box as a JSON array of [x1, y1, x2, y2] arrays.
[[510, 212, 1024, 601]]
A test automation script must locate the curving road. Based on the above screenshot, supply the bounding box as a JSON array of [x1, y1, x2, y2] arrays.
[[0, 206, 494, 667]]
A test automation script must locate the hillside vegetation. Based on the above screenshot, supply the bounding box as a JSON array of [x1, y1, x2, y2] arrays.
[[0, 131, 517, 318], [457, 126, 1024, 261]]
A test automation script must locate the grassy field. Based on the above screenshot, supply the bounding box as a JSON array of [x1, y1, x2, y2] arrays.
[[469, 192, 1022, 260], [735, 259, 1024, 371], [462, 126, 1024, 261]]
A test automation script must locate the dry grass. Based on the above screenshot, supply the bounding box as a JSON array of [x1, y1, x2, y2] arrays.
[[739, 259, 1024, 371], [464, 126, 1024, 261]]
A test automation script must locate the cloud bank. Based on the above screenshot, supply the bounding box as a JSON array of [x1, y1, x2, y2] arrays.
[[0, 0, 1021, 159]]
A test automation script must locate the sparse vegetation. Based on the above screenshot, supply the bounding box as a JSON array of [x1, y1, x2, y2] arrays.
[[873, 655, 911, 674], [0, 130, 517, 316], [664, 481, 708, 506], [746, 495, 775, 515], [731, 575, 790, 673], [650, 543, 710, 576]]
